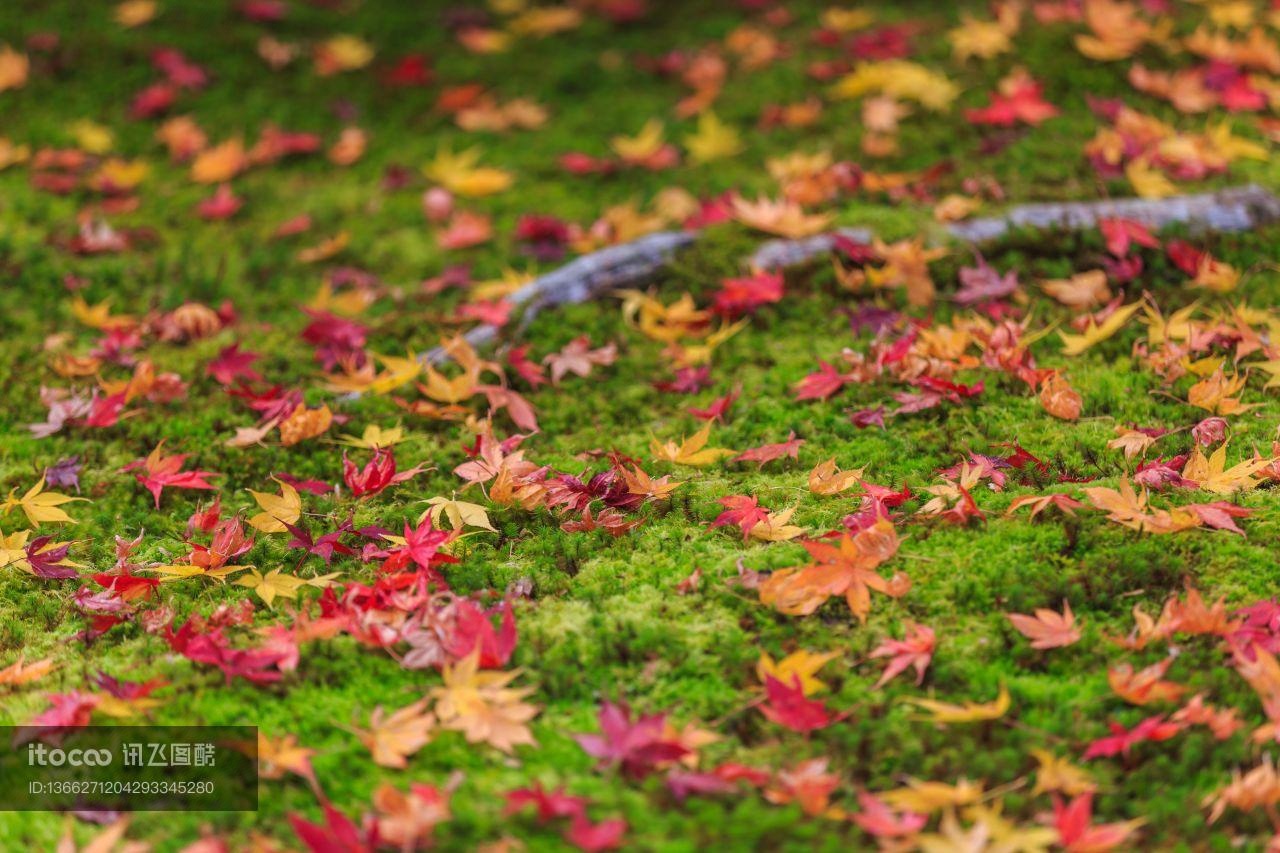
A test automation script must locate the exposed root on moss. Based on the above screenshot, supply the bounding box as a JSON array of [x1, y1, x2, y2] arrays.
[[420, 185, 1280, 365]]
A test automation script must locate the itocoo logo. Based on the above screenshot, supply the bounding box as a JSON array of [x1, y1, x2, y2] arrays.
[[26, 743, 113, 766]]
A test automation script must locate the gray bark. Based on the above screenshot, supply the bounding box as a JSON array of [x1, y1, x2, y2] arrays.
[[420, 230, 696, 364], [417, 185, 1280, 366], [946, 183, 1280, 243], [747, 227, 874, 270]]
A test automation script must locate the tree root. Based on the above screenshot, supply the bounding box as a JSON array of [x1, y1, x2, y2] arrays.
[[946, 183, 1280, 243], [420, 185, 1280, 365]]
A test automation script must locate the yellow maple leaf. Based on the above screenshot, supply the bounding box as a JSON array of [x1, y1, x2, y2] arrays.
[[236, 568, 336, 607], [2, 477, 86, 526], [423, 147, 513, 197], [808, 458, 865, 496], [1190, 257, 1240, 293], [0, 529, 80, 575], [509, 6, 582, 36], [1125, 157, 1177, 198], [336, 424, 408, 450], [880, 778, 984, 813], [71, 296, 135, 330], [430, 652, 538, 754], [831, 60, 958, 110], [1182, 441, 1271, 495], [949, 15, 1013, 61], [1030, 748, 1096, 796], [96, 691, 164, 718], [1206, 122, 1267, 163], [422, 496, 496, 532], [420, 364, 478, 404], [821, 8, 873, 32], [684, 112, 743, 163], [611, 118, 667, 161], [0, 137, 30, 170], [315, 35, 374, 75], [148, 563, 249, 582], [1058, 302, 1142, 356], [247, 480, 302, 534], [70, 120, 114, 154], [297, 231, 350, 264], [650, 422, 735, 467], [353, 699, 435, 769], [907, 685, 1010, 724], [748, 506, 805, 542], [757, 650, 839, 696]]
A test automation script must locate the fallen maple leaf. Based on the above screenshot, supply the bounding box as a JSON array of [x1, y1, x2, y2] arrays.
[[1005, 493, 1085, 520], [354, 699, 436, 769], [430, 652, 538, 753], [759, 520, 906, 619], [1058, 302, 1142, 356], [808, 457, 865, 495], [869, 622, 935, 687], [0, 654, 55, 687], [575, 699, 689, 779], [906, 685, 1010, 724], [2, 476, 87, 526], [756, 650, 838, 696], [1007, 601, 1082, 649], [732, 431, 804, 467], [1053, 792, 1145, 851], [257, 731, 318, 788], [1182, 441, 1271, 495], [236, 568, 336, 607], [122, 443, 219, 508], [1107, 659, 1186, 706], [759, 675, 834, 733], [423, 495, 496, 533], [650, 422, 734, 467], [246, 479, 302, 534], [1083, 715, 1181, 759], [423, 146, 513, 197]]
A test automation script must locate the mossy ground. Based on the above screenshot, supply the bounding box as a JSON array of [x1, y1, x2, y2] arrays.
[[2, 0, 1280, 850]]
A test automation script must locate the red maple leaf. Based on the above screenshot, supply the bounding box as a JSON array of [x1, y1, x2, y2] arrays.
[[711, 270, 784, 317], [342, 448, 425, 498], [504, 783, 587, 822], [758, 675, 834, 733], [688, 386, 740, 422], [565, 814, 627, 852], [868, 622, 935, 687], [290, 802, 374, 853], [1053, 792, 1143, 851], [575, 700, 690, 779], [794, 360, 858, 401], [1098, 218, 1159, 257], [122, 443, 219, 508], [16, 691, 99, 745], [709, 495, 771, 540], [1083, 715, 1182, 760], [206, 343, 263, 386], [965, 77, 1059, 126], [443, 599, 516, 668], [732, 431, 804, 467]]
